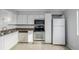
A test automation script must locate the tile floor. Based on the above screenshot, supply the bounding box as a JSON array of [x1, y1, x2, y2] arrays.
[[11, 41, 69, 50]]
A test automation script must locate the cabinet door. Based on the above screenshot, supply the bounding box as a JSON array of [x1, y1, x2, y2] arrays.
[[4, 32, 18, 50], [10, 14, 17, 24], [45, 14, 52, 43], [4, 34, 11, 49], [0, 15, 4, 28], [28, 31, 33, 43], [0, 37, 4, 50], [33, 15, 40, 19], [39, 15, 45, 19], [28, 15, 34, 24], [34, 15, 45, 20], [17, 15, 23, 24], [22, 15, 28, 24]]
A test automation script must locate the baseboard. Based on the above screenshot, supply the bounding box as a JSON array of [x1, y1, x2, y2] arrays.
[[34, 40, 45, 41], [18, 42, 28, 43], [53, 44, 65, 46]]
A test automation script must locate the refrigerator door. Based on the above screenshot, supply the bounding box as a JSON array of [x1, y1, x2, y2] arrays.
[[53, 18, 65, 45]]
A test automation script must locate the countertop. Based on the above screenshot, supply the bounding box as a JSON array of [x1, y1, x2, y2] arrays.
[[0, 28, 34, 36]]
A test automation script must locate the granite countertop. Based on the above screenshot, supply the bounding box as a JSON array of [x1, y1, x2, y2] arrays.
[[0, 28, 34, 36], [0, 30, 17, 36], [16, 28, 34, 30]]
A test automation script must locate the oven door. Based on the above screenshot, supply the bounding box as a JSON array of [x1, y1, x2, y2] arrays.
[[34, 25, 44, 32]]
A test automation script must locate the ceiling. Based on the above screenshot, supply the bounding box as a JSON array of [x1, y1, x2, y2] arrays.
[[6, 9, 65, 15], [8, 9, 64, 12]]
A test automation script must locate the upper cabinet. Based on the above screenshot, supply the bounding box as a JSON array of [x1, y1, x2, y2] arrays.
[[9, 13, 17, 24], [17, 15, 28, 24], [0, 13, 3, 26], [28, 15, 45, 24], [0, 10, 17, 25], [39, 15, 45, 20], [28, 15, 34, 24], [0, 10, 17, 30], [0, 10, 45, 25], [17, 15, 23, 24], [33, 15, 45, 20], [22, 15, 28, 24], [17, 14, 45, 24], [5, 13, 17, 24]]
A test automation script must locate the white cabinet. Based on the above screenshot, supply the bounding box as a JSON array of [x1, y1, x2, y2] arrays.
[[9, 14, 17, 24], [33, 15, 44, 19], [4, 31, 18, 50], [33, 15, 39, 19], [28, 31, 33, 43], [45, 13, 52, 43], [28, 15, 34, 24], [22, 15, 28, 24], [39, 15, 45, 19], [17, 15, 28, 24], [0, 37, 4, 50], [0, 31, 19, 50], [28, 15, 45, 24], [0, 10, 17, 25], [17, 15, 23, 24], [0, 15, 4, 30], [0, 15, 3, 26], [17, 15, 45, 24]]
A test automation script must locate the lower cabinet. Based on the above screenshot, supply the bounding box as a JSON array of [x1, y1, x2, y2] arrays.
[[0, 31, 19, 50], [0, 37, 4, 50], [0, 30, 34, 50], [28, 31, 33, 43]]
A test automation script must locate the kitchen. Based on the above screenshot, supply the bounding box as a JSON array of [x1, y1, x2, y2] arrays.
[[0, 9, 68, 50], [0, 0, 79, 59]]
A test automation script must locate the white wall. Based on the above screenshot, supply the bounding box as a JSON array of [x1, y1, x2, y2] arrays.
[[64, 9, 79, 50]]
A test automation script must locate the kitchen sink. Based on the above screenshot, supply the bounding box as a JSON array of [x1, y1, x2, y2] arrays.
[[0, 30, 16, 36]]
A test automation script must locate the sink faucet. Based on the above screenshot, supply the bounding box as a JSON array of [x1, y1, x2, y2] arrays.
[[2, 26, 7, 31]]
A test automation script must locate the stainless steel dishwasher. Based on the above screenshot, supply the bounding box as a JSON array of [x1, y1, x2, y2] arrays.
[[18, 31, 28, 43]]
